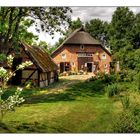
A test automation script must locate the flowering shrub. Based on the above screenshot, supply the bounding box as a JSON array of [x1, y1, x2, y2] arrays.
[[0, 54, 33, 122], [0, 67, 7, 78]]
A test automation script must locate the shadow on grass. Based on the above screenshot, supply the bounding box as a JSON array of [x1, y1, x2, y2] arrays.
[[2, 77, 107, 104], [0, 121, 71, 133], [24, 92, 76, 104], [24, 79, 106, 104], [0, 122, 14, 133]]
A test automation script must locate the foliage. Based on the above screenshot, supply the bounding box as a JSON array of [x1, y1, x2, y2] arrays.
[[85, 19, 109, 48], [121, 96, 130, 109], [108, 7, 135, 52], [0, 7, 72, 54], [95, 72, 118, 84], [0, 54, 7, 62], [50, 18, 83, 54], [113, 103, 140, 133], [113, 111, 136, 133], [38, 41, 49, 52], [70, 17, 83, 31], [106, 83, 120, 97], [137, 74, 140, 93], [130, 13, 140, 49], [50, 37, 66, 54], [0, 54, 33, 122]]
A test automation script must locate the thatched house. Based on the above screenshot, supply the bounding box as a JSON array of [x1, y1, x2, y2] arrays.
[[3, 43, 58, 87], [51, 27, 112, 74]]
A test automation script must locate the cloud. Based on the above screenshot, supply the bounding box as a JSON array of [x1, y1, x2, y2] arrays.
[[71, 7, 140, 23], [71, 7, 117, 22]]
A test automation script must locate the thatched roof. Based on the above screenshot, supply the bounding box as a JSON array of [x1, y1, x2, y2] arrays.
[[51, 27, 111, 57], [65, 28, 100, 45], [21, 43, 58, 72]]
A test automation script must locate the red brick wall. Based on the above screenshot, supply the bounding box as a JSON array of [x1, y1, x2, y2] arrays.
[[52, 44, 112, 73]]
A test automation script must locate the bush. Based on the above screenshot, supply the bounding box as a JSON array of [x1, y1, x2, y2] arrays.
[[113, 111, 136, 133], [106, 83, 120, 97], [25, 80, 36, 88], [113, 104, 140, 133], [0, 54, 7, 62], [130, 104, 140, 116], [137, 74, 140, 93], [96, 72, 119, 84], [0, 55, 33, 122], [117, 70, 137, 82], [121, 96, 130, 109]]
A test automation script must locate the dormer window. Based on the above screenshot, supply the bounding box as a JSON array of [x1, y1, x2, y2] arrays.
[[102, 53, 106, 60], [80, 45, 84, 50]]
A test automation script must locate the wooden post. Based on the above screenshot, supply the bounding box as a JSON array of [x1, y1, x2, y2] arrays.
[[38, 70, 40, 87]]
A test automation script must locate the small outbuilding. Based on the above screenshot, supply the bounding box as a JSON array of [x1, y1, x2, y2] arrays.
[[3, 43, 58, 87]]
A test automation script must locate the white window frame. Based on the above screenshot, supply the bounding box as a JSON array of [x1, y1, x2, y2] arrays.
[[77, 53, 93, 57]]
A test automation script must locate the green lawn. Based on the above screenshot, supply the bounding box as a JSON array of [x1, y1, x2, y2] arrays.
[[0, 76, 137, 133]]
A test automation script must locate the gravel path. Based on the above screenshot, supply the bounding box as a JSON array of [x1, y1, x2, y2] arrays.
[[60, 73, 95, 81]]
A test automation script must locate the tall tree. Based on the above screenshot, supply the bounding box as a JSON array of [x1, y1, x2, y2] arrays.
[[85, 19, 109, 47], [108, 7, 135, 52], [0, 7, 72, 54], [130, 13, 140, 49], [70, 17, 83, 31], [108, 7, 140, 72]]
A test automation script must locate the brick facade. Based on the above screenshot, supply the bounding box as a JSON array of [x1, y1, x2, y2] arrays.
[[52, 44, 112, 74]]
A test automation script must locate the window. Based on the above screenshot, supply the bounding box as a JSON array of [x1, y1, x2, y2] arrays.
[[102, 53, 106, 59], [87, 53, 93, 57], [104, 64, 107, 68], [77, 53, 93, 57], [80, 45, 84, 50], [61, 53, 66, 59], [71, 62, 75, 66]]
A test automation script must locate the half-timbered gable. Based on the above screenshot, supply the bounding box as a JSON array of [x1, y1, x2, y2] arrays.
[[2, 43, 58, 88]]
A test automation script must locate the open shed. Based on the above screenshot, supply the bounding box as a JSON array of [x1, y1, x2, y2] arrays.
[[3, 43, 58, 87]]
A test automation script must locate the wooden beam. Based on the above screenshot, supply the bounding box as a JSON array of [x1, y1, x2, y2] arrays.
[[22, 69, 37, 85], [40, 73, 47, 87], [38, 70, 40, 87]]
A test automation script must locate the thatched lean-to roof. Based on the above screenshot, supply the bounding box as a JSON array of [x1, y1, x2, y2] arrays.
[[21, 43, 58, 72], [51, 27, 111, 57]]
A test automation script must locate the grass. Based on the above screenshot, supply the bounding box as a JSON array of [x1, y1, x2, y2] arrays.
[[0, 75, 138, 133]]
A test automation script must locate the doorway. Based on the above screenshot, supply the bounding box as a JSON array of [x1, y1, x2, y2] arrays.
[[60, 62, 65, 73], [11, 57, 22, 85], [87, 63, 92, 72], [60, 62, 70, 73]]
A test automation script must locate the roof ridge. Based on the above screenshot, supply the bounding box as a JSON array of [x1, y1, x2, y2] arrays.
[[21, 43, 57, 72]]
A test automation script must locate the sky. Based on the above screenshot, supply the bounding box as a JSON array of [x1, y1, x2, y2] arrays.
[[28, 7, 140, 45]]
